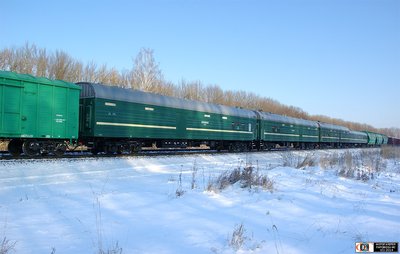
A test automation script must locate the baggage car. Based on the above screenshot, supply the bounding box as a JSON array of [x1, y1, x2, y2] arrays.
[[257, 112, 319, 149], [340, 130, 368, 147], [317, 122, 349, 148], [77, 82, 258, 153]]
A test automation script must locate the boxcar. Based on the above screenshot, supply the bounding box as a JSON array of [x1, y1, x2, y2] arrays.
[[388, 137, 400, 146], [257, 112, 319, 149], [0, 71, 81, 156], [78, 82, 258, 153]]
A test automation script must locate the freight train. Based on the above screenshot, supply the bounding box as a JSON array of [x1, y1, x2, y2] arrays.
[[0, 70, 392, 157]]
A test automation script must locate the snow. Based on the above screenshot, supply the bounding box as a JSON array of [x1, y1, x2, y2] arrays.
[[0, 149, 399, 253]]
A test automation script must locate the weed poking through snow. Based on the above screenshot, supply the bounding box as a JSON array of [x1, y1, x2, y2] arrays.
[[229, 223, 247, 251], [175, 167, 185, 197], [207, 165, 274, 193], [0, 237, 16, 254]]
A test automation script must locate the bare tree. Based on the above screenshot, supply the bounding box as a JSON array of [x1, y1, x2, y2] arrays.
[[49, 50, 72, 80], [0, 48, 12, 70], [179, 80, 205, 101], [36, 48, 48, 77], [204, 84, 224, 104], [0, 43, 397, 136], [130, 48, 164, 91], [82, 61, 97, 82], [66, 60, 83, 82]]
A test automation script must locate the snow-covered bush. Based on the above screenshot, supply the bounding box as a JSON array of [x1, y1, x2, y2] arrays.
[[319, 152, 339, 169], [333, 150, 386, 181], [296, 153, 317, 169], [381, 146, 400, 159], [280, 151, 297, 167], [280, 151, 317, 169], [207, 166, 274, 193]]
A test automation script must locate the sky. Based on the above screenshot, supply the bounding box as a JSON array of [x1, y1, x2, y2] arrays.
[[1, 0, 399, 128]]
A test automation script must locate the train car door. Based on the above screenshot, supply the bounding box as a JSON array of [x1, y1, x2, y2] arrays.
[[21, 83, 38, 137], [0, 83, 23, 136]]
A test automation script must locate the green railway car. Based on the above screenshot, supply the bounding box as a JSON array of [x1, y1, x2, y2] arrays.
[[340, 130, 368, 146], [318, 122, 349, 147], [0, 71, 81, 156], [382, 135, 388, 145], [78, 83, 257, 153], [257, 112, 319, 149], [364, 131, 378, 145], [364, 131, 388, 146]]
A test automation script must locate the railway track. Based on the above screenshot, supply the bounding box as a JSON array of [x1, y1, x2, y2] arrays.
[[0, 146, 372, 162], [0, 148, 221, 161]]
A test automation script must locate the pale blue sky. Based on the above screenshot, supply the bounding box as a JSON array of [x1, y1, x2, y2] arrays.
[[2, 0, 399, 128]]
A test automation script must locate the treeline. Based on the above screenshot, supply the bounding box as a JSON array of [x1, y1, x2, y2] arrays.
[[0, 43, 399, 137]]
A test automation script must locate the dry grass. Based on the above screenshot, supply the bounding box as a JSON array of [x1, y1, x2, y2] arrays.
[[320, 150, 387, 181], [0, 142, 8, 152], [381, 146, 400, 159], [319, 153, 339, 169], [229, 223, 247, 251], [280, 151, 298, 168], [281, 151, 317, 169], [296, 153, 317, 169], [0, 236, 17, 254], [207, 166, 274, 193]]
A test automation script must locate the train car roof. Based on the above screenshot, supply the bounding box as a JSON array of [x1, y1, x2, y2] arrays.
[[349, 130, 368, 136], [363, 131, 387, 137], [77, 82, 258, 119], [258, 111, 318, 127], [318, 122, 350, 131], [0, 70, 81, 90]]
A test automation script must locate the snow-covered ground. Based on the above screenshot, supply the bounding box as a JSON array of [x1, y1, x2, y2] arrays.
[[0, 149, 399, 254]]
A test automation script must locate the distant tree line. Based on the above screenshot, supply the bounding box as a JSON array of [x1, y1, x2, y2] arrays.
[[0, 43, 399, 137]]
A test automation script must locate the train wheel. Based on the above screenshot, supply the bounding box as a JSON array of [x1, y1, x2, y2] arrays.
[[132, 143, 142, 154], [54, 143, 67, 157], [8, 139, 23, 157], [91, 148, 99, 155], [106, 144, 118, 154], [117, 143, 130, 154], [22, 140, 40, 157]]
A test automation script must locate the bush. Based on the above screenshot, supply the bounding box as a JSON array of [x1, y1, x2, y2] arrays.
[[280, 152, 317, 169], [207, 166, 274, 193], [280, 151, 297, 167], [333, 150, 387, 181], [319, 152, 339, 169], [296, 153, 317, 169], [381, 146, 400, 159]]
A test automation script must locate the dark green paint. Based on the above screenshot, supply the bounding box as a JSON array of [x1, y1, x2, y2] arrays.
[[0, 71, 81, 140]]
